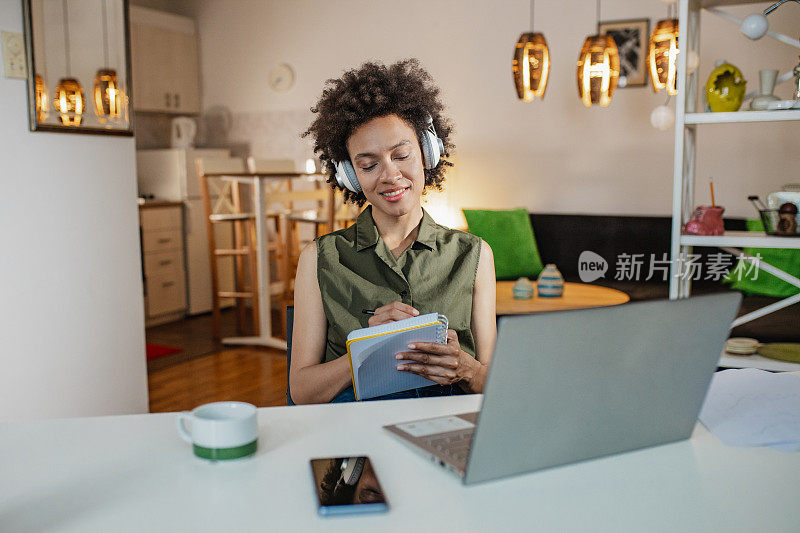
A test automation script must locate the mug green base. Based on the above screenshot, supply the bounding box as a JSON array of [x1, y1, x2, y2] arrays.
[[193, 440, 257, 460]]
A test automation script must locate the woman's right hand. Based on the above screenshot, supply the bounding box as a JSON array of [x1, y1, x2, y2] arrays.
[[368, 301, 419, 327]]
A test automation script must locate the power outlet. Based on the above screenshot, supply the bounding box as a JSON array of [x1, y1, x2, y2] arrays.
[[2, 31, 27, 79]]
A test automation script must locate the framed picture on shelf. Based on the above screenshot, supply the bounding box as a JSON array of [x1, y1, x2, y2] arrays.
[[598, 18, 650, 88]]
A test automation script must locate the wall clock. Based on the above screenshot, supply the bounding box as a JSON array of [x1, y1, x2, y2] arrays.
[[269, 63, 295, 93]]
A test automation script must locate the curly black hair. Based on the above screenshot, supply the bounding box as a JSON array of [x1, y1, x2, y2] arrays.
[[303, 59, 454, 206], [318, 458, 356, 506]]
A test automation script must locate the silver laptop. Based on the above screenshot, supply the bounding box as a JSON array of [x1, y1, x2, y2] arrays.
[[384, 293, 741, 485]]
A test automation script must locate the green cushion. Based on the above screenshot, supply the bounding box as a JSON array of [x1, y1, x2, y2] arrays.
[[724, 219, 800, 297], [462, 208, 544, 280]]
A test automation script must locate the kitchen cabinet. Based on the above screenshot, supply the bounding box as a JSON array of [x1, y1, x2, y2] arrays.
[[129, 6, 200, 114], [137, 149, 235, 315], [140, 203, 187, 326]]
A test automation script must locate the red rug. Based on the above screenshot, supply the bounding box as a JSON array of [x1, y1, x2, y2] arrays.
[[146, 343, 183, 361]]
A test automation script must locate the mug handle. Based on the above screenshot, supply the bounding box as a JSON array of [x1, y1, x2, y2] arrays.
[[176, 412, 193, 443]]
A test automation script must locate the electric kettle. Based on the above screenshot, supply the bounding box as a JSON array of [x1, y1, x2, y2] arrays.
[[171, 117, 197, 149]]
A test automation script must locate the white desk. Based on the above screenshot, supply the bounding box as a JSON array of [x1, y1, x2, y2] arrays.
[[2, 395, 799, 532]]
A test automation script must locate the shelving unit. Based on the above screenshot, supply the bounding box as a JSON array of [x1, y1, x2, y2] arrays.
[[680, 231, 800, 248], [685, 109, 800, 124], [670, 0, 800, 371]]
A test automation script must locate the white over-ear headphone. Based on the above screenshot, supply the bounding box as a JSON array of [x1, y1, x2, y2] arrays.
[[333, 113, 444, 194], [337, 457, 366, 487]]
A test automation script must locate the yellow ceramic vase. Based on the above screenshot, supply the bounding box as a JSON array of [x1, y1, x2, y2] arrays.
[[705, 61, 746, 112]]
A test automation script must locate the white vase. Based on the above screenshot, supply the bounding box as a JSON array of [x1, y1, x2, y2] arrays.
[[537, 264, 564, 298], [512, 277, 534, 299], [750, 69, 781, 110]]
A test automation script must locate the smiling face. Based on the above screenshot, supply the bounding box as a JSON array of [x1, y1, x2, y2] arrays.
[[345, 114, 425, 219]]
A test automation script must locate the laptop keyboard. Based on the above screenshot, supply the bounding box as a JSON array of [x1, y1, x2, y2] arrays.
[[425, 428, 475, 464]]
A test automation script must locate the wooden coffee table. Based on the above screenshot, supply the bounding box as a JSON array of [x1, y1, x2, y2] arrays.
[[496, 281, 629, 315]]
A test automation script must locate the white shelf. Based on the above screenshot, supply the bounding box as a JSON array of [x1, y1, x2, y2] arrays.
[[680, 231, 800, 249], [702, 0, 780, 7], [719, 352, 800, 372], [684, 110, 800, 124]]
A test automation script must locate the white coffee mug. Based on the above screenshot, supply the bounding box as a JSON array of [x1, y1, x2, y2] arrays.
[[176, 401, 258, 460]]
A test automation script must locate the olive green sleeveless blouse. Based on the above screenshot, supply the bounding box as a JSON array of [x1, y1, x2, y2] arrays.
[[316, 206, 482, 364]]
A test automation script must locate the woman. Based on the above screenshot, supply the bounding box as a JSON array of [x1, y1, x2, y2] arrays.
[[291, 59, 496, 404]]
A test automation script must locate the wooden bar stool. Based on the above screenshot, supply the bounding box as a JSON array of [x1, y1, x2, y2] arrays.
[[196, 158, 260, 338], [196, 157, 259, 339], [197, 157, 293, 340]]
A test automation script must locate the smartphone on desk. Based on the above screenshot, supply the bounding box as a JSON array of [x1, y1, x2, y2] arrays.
[[310, 456, 389, 516]]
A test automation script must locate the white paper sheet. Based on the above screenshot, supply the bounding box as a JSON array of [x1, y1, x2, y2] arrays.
[[699, 368, 800, 449]]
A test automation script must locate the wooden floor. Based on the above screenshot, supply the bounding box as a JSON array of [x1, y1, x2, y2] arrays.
[[148, 346, 287, 412], [146, 309, 288, 413]]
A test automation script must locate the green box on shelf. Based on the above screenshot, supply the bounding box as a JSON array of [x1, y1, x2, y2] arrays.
[[724, 219, 800, 297], [462, 208, 544, 280]]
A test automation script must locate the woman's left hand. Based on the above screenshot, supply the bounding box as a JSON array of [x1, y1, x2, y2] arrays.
[[395, 329, 484, 392]]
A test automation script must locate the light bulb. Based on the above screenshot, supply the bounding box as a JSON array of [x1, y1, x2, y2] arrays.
[[741, 13, 769, 40], [650, 105, 674, 130]]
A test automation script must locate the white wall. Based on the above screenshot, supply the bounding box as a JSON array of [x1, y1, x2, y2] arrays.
[[0, 2, 148, 421], [193, 0, 800, 219]]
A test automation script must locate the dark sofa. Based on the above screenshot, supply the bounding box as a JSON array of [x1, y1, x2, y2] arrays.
[[528, 213, 799, 343]]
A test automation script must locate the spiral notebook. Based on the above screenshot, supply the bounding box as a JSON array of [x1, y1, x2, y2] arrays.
[[346, 313, 448, 400]]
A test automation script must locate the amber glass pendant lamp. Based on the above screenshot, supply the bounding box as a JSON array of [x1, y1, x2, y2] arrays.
[[513, 0, 550, 101], [576, 0, 619, 107], [649, 3, 679, 96], [34, 74, 48, 122]]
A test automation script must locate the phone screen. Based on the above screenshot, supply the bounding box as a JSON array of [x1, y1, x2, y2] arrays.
[[310, 456, 389, 516]]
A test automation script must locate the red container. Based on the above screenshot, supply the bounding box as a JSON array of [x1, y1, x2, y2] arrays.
[[683, 205, 725, 236]]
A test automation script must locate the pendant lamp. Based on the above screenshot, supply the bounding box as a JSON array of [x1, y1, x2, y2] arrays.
[[649, 18, 679, 95], [577, 1, 620, 107], [54, 78, 85, 125], [94, 0, 124, 124], [53, 0, 84, 126], [94, 69, 123, 123], [513, 0, 549, 101], [35, 74, 48, 122]]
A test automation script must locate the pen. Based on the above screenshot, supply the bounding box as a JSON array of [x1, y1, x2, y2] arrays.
[[362, 309, 375, 315]]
